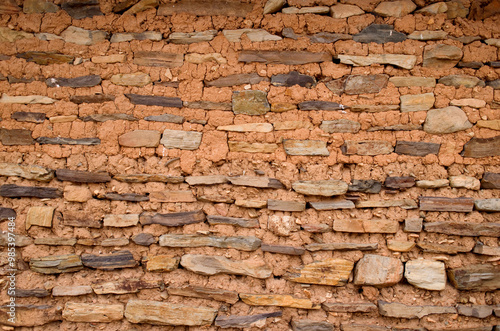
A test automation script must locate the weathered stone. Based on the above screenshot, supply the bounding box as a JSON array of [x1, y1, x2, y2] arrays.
[[474, 199, 500, 212], [271, 71, 315, 88], [16, 52, 74, 65], [232, 90, 270, 115], [70, 94, 115, 104], [205, 73, 268, 87], [103, 214, 139, 227], [161, 129, 202, 150], [158, 0, 253, 16], [473, 243, 500, 256], [424, 106, 472, 134], [167, 30, 217, 44], [52, 286, 92, 296], [91, 54, 126, 64], [417, 242, 472, 254], [235, 199, 267, 208], [240, 294, 319, 309], [449, 175, 480, 190], [131, 233, 156, 246], [180, 254, 272, 278], [261, 243, 305, 255], [223, 29, 281, 42], [168, 286, 239, 304], [267, 215, 299, 237], [118, 130, 161, 148], [159, 234, 261, 251], [149, 190, 196, 202], [368, 124, 422, 132], [424, 221, 500, 237], [37, 137, 100, 145], [341, 140, 393, 155], [334, 219, 399, 234], [330, 3, 364, 18], [292, 320, 334, 331], [423, 44, 462, 69], [451, 98, 486, 108], [0, 207, 16, 221], [125, 94, 183, 108], [207, 215, 259, 228], [344, 74, 389, 94], [1, 185, 61, 199], [374, 0, 416, 17], [446, 0, 469, 18], [448, 264, 500, 291], [395, 141, 440, 156], [405, 259, 446, 290], [384, 176, 415, 190], [23, 0, 59, 13], [0, 27, 33, 43], [305, 243, 377, 251], [309, 200, 355, 210], [111, 73, 151, 87], [477, 120, 500, 130], [0, 304, 62, 327], [461, 136, 500, 158], [457, 305, 493, 318], [353, 24, 406, 43], [263, 0, 285, 14], [122, 0, 158, 14], [408, 30, 447, 40], [0, 232, 32, 247], [416, 179, 449, 188], [63, 212, 102, 228], [400, 93, 435, 112], [239, 51, 331, 65], [63, 302, 123, 323], [218, 123, 273, 132], [185, 53, 226, 64], [438, 75, 484, 88], [144, 255, 179, 272], [101, 237, 129, 246], [355, 199, 417, 209], [61, 0, 102, 19], [114, 174, 184, 183], [273, 121, 313, 130], [387, 240, 415, 252], [133, 51, 183, 67], [282, 6, 329, 14], [268, 200, 306, 212], [285, 258, 353, 286], [49, 115, 78, 123], [416, 2, 447, 14], [34, 237, 77, 246], [419, 196, 474, 212], [185, 175, 228, 186], [378, 301, 456, 319], [11, 111, 45, 124], [349, 104, 400, 112], [292, 180, 348, 196], [82, 114, 137, 122], [216, 312, 282, 328], [271, 103, 297, 112], [299, 101, 342, 111], [60, 27, 108, 46], [348, 179, 382, 193], [404, 217, 423, 232], [81, 250, 137, 270], [92, 279, 161, 295], [322, 302, 377, 313], [140, 210, 205, 227], [144, 114, 184, 124], [283, 139, 329, 156], [0, 163, 53, 181], [338, 54, 417, 69], [302, 224, 331, 233], [184, 101, 231, 110], [487, 79, 500, 89], [30, 254, 83, 274], [228, 176, 284, 189], [389, 76, 436, 87], [481, 172, 500, 189], [0, 93, 55, 104], [56, 169, 111, 183], [35, 32, 62, 41], [354, 255, 403, 287], [309, 32, 352, 44]]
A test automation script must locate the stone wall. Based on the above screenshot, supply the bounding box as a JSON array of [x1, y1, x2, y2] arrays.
[[0, 0, 499, 329]]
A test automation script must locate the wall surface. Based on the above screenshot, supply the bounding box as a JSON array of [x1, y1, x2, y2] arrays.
[[0, 0, 500, 330]]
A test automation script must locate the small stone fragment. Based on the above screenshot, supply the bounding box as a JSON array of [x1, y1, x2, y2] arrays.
[[423, 44, 462, 69], [387, 240, 415, 252], [131, 233, 156, 246], [271, 71, 316, 88], [144, 255, 179, 272], [348, 179, 382, 193], [263, 0, 285, 14], [481, 172, 500, 189], [160, 129, 202, 150], [457, 305, 493, 318], [404, 218, 423, 232], [354, 254, 403, 287], [416, 179, 449, 188], [111, 73, 151, 87], [232, 90, 270, 115], [400, 93, 435, 112], [216, 312, 282, 328], [26, 206, 54, 230], [353, 24, 406, 43], [476, 120, 500, 130], [344, 74, 389, 94]]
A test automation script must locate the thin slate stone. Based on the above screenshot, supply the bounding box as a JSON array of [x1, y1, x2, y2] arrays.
[[205, 73, 269, 87], [45, 75, 101, 88], [353, 24, 407, 44], [36, 137, 100, 145], [133, 51, 184, 68], [216, 312, 282, 328], [158, 0, 253, 17], [0, 184, 62, 199], [82, 114, 138, 122], [309, 32, 352, 43], [70, 94, 115, 104], [16, 52, 74, 65], [348, 179, 382, 193], [299, 101, 343, 110], [0, 129, 34, 145], [206, 215, 259, 228], [11, 112, 45, 123], [97, 193, 149, 202], [239, 51, 331, 65], [61, 0, 103, 19], [395, 141, 440, 156], [140, 210, 206, 227], [125, 94, 183, 108], [261, 243, 305, 255], [271, 71, 316, 88], [461, 136, 500, 158], [144, 114, 185, 123], [81, 250, 137, 270]]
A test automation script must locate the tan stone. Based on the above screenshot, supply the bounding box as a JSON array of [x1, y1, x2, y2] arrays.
[[229, 141, 278, 153], [271, 103, 297, 112], [145, 255, 180, 272], [185, 175, 228, 185], [180, 254, 272, 278], [273, 121, 313, 131], [240, 293, 319, 309], [387, 240, 415, 252], [110, 73, 151, 87], [283, 139, 329, 156], [404, 259, 446, 290], [334, 219, 399, 234], [424, 106, 472, 134], [49, 115, 77, 123], [389, 76, 436, 87], [378, 301, 456, 319], [374, 0, 417, 17], [34, 237, 77, 246], [408, 30, 447, 40], [268, 215, 299, 236], [423, 44, 463, 69], [101, 237, 129, 246], [282, 6, 330, 14], [103, 214, 139, 227], [416, 179, 449, 188], [223, 29, 281, 42], [476, 120, 500, 131], [400, 93, 435, 112], [354, 254, 404, 287], [235, 199, 267, 208], [416, 2, 447, 14], [341, 140, 393, 155], [52, 285, 93, 296], [64, 185, 92, 202], [185, 53, 226, 64], [0, 27, 33, 42], [91, 54, 126, 64], [161, 129, 203, 150], [0, 163, 53, 181], [263, 0, 285, 14], [485, 38, 500, 47], [355, 199, 417, 209], [60, 26, 108, 46], [450, 98, 487, 108], [149, 190, 196, 202], [26, 206, 54, 230], [292, 180, 348, 196], [0, 94, 55, 104], [62, 302, 124, 322], [218, 123, 273, 132], [449, 175, 480, 190], [330, 4, 364, 18], [338, 54, 417, 69], [285, 258, 353, 286]]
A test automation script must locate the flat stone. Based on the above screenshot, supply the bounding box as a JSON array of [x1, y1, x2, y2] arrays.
[[125, 94, 183, 108], [167, 30, 217, 44], [184, 100, 232, 110], [416, 179, 449, 188], [448, 264, 500, 291], [348, 179, 382, 193], [205, 73, 268, 87], [385, 176, 415, 190], [38, 137, 101, 145], [168, 286, 239, 304], [338, 54, 417, 69], [123, 0, 159, 14], [292, 180, 348, 196], [271, 71, 315, 88], [144, 255, 179, 272], [207, 215, 259, 228], [438, 75, 485, 88], [292, 320, 334, 331], [23, 0, 59, 13], [344, 74, 388, 94], [487, 79, 500, 89], [34, 237, 77, 246], [0, 27, 33, 43], [387, 240, 415, 252], [302, 224, 331, 233], [158, 0, 253, 17], [299, 101, 342, 110], [92, 54, 126, 63], [330, 3, 364, 18], [271, 103, 297, 112], [11, 111, 45, 123], [264, 0, 285, 14], [355, 199, 417, 209], [180, 254, 271, 278], [140, 210, 205, 227], [63, 303, 123, 322], [451, 98, 486, 108], [131, 233, 156, 246], [461, 136, 500, 158], [282, 6, 330, 14], [416, 2, 447, 14], [261, 243, 305, 255], [457, 61, 484, 69], [81, 250, 137, 270], [232, 90, 270, 115], [185, 53, 226, 64], [228, 176, 284, 189], [133, 51, 183, 67], [457, 305, 493, 318], [268, 200, 306, 212], [113, 174, 184, 183], [0, 163, 53, 181], [334, 219, 399, 233], [0, 304, 61, 327], [273, 121, 313, 130], [61, 0, 102, 19], [408, 30, 447, 40], [0, 232, 32, 247], [35, 32, 62, 41], [103, 214, 139, 227], [395, 141, 440, 156], [374, 0, 416, 17], [400, 93, 435, 112], [118, 130, 161, 148], [1, 185, 61, 200], [446, 1, 469, 18], [309, 32, 352, 44], [218, 123, 272, 132], [417, 242, 472, 254], [60, 27, 108, 46], [223, 29, 281, 42], [283, 139, 329, 156], [305, 243, 377, 251], [404, 217, 423, 232], [267, 215, 299, 236], [82, 114, 137, 122], [473, 243, 500, 256], [424, 221, 500, 237], [353, 24, 406, 43], [285, 258, 353, 286], [240, 293, 319, 309], [101, 237, 129, 246], [322, 302, 377, 313], [161, 129, 202, 150], [235, 199, 267, 208], [29, 254, 83, 274], [368, 124, 422, 132], [160, 234, 261, 251], [378, 301, 456, 319], [424, 106, 472, 134], [449, 175, 480, 190], [0, 207, 16, 221], [92, 279, 161, 295], [349, 104, 400, 112], [144, 114, 184, 123], [111, 73, 151, 87], [70, 94, 115, 104], [16, 52, 74, 65], [49, 115, 78, 123], [389, 76, 436, 87], [149, 190, 196, 202], [52, 285, 92, 296], [474, 199, 500, 212], [216, 312, 282, 328], [56, 169, 111, 183], [481, 172, 500, 189], [423, 44, 462, 69], [404, 259, 446, 290], [419, 196, 474, 212], [308, 200, 355, 210], [476, 120, 500, 130], [354, 254, 403, 287], [239, 51, 331, 65], [0, 93, 55, 104], [341, 140, 393, 155], [63, 212, 102, 228], [185, 175, 228, 186]]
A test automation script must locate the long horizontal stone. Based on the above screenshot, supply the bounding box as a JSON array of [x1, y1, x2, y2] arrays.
[[63, 303, 123, 323], [461, 136, 500, 158], [56, 169, 111, 183], [389, 76, 436, 87], [334, 219, 399, 233], [268, 199, 306, 212], [395, 141, 440, 156], [261, 243, 305, 255], [158, 0, 253, 16], [367, 124, 422, 132], [205, 73, 269, 87], [229, 141, 278, 153], [63, 212, 102, 228], [206, 215, 259, 228], [349, 179, 382, 193], [0, 184, 62, 199], [310, 32, 352, 44], [184, 101, 231, 110], [353, 24, 407, 44], [91, 54, 126, 64], [473, 243, 500, 256], [419, 196, 474, 212], [239, 51, 331, 65], [140, 210, 206, 226], [378, 301, 456, 319], [167, 30, 217, 44], [133, 51, 183, 67], [285, 258, 353, 286], [36, 137, 100, 145], [180, 254, 272, 278], [283, 139, 329, 156], [167, 286, 239, 304], [228, 176, 284, 189], [120, 130, 161, 148], [223, 29, 281, 42], [144, 114, 185, 123], [283, 6, 329, 14], [384, 176, 415, 189], [216, 312, 282, 328], [240, 293, 319, 309], [341, 140, 393, 155], [417, 242, 471, 254], [10, 288, 50, 298], [125, 94, 183, 108], [0, 304, 62, 327], [30, 254, 83, 274], [0, 163, 54, 181], [103, 214, 139, 227], [416, 179, 450, 188], [16, 51, 74, 65], [110, 31, 162, 43], [11, 111, 46, 123], [308, 200, 355, 210], [46, 75, 101, 88], [161, 129, 202, 150], [475, 199, 500, 212], [52, 286, 93, 297], [320, 119, 360, 133], [302, 224, 332, 233], [92, 279, 161, 295], [292, 180, 348, 196], [322, 302, 377, 313], [305, 243, 378, 251], [271, 71, 316, 88], [338, 54, 417, 69], [355, 199, 417, 209], [149, 190, 196, 202], [81, 250, 137, 270], [61, 0, 102, 19], [34, 237, 77, 246], [0, 232, 32, 247], [350, 105, 400, 112], [70, 94, 115, 104], [0, 93, 55, 104], [218, 123, 273, 132], [113, 174, 184, 183], [159, 234, 261, 251], [424, 221, 500, 237], [82, 114, 138, 122], [299, 101, 342, 111], [186, 175, 228, 185], [448, 264, 500, 291]]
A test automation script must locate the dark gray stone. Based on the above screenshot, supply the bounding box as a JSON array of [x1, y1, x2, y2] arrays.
[[81, 250, 137, 270], [482, 172, 500, 189], [97, 193, 149, 202], [131, 233, 156, 246], [238, 51, 331, 65], [309, 32, 351, 43], [282, 27, 299, 40], [271, 71, 316, 88], [82, 114, 138, 122], [0, 184, 62, 199], [55, 169, 111, 183], [70, 94, 115, 104], [348, 179, 382, 193], [11, 112, 45, 123], [61, 0, 103, 19], [299, 101, 343, 111], [125, 94, 183, 108], [353, 24, 407, 44], [45, 75, 101, 88], [461, 136, 500, 158], [344, 74, 388, 94], [216, 312, 282, 328], [36, 137, 100, 145], [144, 114, 185, 123], [395, 141, 440, 156], [205, 73, 269, 87], [487, 79, 500, 89], [291, 319, 334, 331]]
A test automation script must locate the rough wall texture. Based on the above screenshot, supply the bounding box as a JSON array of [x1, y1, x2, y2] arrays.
[[0, 0, 500, 330]]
